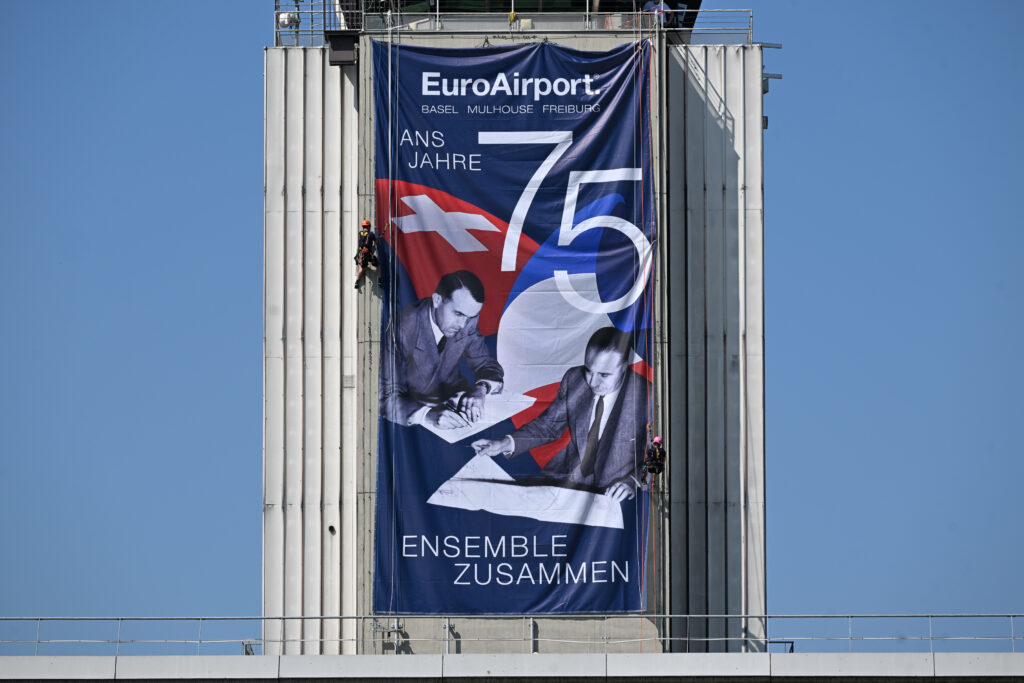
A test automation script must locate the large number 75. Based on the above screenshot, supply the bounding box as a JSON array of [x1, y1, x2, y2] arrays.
[[480, 131, 653, 315]]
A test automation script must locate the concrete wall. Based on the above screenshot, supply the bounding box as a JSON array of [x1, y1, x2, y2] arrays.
[[6, 653, 1024, 680], [263, 33, 766, 655], [263, 48, 362, 655], [664, 42, 766, 652]]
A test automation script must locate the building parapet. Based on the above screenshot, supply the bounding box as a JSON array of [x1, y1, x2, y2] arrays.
[[2, 652, 1024, 680], [1, 614, 1021, 657]]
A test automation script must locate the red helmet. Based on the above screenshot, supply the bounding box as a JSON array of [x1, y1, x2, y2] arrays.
[[361, 219, 371, 227]]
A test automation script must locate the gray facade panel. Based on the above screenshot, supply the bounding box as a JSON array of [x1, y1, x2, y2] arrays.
[[0, 656, 117, 680], [113, 655, 279, 680], [608, 652, 771, 677], [769, 653, 936, 678], [279, 653, 443, 677], [442, 653, 605, 677], [934, 652, 1024, 677]]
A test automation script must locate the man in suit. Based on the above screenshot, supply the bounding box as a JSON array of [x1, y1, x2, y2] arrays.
[[472, 327, 648, 501], [380, 270, 504, 429]]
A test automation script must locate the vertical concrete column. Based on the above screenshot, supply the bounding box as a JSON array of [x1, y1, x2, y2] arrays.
[[265, 47, 363, 657], [340, 60, 361, 654], [668, 44, 765, 653], [321, 50, 344, 657], [263, 47, 287, 657], [301, 48, 325, 655]]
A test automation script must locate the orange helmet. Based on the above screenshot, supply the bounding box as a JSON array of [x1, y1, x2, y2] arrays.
[[361, 219, 371, 227]]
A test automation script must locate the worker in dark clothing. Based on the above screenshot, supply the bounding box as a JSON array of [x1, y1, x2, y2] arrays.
[[642, 436, 666, 485], [354, 219, 381, 289]]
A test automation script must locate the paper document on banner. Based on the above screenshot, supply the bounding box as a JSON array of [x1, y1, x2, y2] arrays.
[[428, 455, 625, 529], [420, 394, 536, 444]]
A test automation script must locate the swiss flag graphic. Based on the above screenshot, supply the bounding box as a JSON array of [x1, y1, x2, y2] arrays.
[[376, 179, 539, 336]]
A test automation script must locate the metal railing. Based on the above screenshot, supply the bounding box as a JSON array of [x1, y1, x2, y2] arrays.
[[274, 1, 754, 45], [1, 614, 1021, 656]]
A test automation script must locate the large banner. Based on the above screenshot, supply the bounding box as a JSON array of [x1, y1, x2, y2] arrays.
[[373, 40, 655, 614]]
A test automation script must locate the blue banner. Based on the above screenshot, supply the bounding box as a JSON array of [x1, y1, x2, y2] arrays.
[[373, 40, 655, 614]]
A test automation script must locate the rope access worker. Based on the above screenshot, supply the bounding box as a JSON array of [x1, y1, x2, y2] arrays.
[[642, 0, 674, 28], [642, 436, 666, 485], [354, 219, 381, 289]]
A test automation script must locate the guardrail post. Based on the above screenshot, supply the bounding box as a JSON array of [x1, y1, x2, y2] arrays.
[[115, 618, 122, 657], [443, 617, 449, 655], [34, 618, 40, 656], [929, 615, 934, 654], [848, 616, 852, 653], [1012, 616, 1016, 653], [197, 617, 203, 655]]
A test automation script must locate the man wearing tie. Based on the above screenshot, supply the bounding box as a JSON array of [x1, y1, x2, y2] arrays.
[[380, 270, 504, 429], [472, 327, 647, 502]]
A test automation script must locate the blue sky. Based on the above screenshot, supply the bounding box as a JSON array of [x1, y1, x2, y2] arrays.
[[0, 0, 1021, 624]]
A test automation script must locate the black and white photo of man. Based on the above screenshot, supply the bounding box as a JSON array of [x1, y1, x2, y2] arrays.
[[472, 327, 647, 501], [380, 270, 504, 429]]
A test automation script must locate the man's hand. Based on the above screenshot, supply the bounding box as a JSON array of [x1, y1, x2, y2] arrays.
[[425, 405, 471, 429], [457, 384, 488, 423], [604, 481, 636, 502], [471, 435, 512, 457]]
